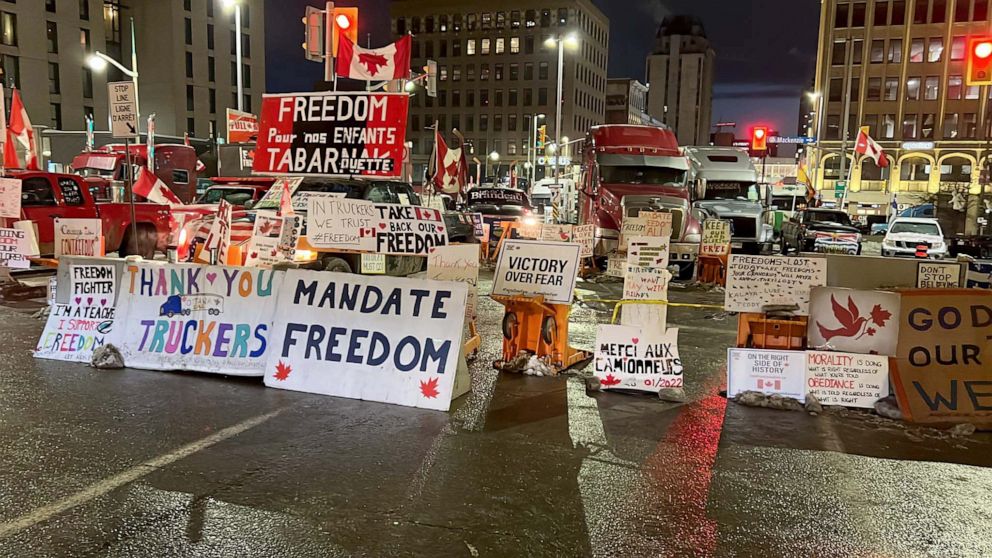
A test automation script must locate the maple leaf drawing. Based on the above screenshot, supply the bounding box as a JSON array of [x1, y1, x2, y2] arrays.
[[273, 360, 292, 381], [358, 52, 389, 75], [866, 327, 877, 336], [601, 374, 622, 387], [259, 220, 275, 235], [420, 377, 441, 398], [870, 304, 892, 327]]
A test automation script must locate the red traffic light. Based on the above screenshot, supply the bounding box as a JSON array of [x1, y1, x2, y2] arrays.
[[976, 41, 992, 58], [967, 37, 992, 85], [751, 126, 768, 151], [330, 7, 359, 57], [335, 13, 352, 30]]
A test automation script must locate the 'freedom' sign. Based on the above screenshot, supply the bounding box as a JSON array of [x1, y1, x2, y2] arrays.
[[253, 92, 409, 177]]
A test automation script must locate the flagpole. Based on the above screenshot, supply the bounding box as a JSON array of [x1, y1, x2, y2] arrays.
[[125, 137, 138, 255]]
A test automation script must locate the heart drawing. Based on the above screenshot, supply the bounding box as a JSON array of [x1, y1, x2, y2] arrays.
[[206, 272, 217, 284]]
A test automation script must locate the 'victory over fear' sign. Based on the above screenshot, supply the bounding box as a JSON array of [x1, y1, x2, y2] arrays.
[[492, 240, 580, 304]]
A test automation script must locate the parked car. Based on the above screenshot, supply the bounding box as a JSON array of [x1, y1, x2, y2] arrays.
[[781, 208, 862, 254], [15, 170, 172, 258], [464, 186, 536, 242], [870, 222, 890, 236], [882, 217, 947, 258], [194, 177, 274, 207]]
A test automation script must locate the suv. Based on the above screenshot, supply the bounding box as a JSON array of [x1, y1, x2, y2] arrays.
[[781, 208, 862, 254], [882, 218, 946, 258]]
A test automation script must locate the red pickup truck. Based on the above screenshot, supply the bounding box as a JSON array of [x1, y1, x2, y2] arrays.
[[14, 170, 173, 258]]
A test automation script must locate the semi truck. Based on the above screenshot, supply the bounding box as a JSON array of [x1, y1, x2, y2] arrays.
[[70, 144, 201, 203]]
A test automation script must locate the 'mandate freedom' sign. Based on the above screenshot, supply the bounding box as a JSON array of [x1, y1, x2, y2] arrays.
[[253, 92, 409, 177]]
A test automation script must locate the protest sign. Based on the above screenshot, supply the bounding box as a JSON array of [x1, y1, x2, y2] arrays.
[[516, 220, 543, 240], [216, 200, 233, 265], [471, 213, 485, 240], [627, 236, 671, 270], [35, 303, 115, 363], [307, 196, 449, 256], [619, 212, 673, 249], [594, 325, 683, 392], [0, 177, 21, 218], [264, 270, 468, 411], [573, 224, 595, 258], [727, 348, 806, 401], [916, 261, 962, 288], [606, 254, 626, 277], [361, 253, 386, 274], [700, 219, 731, 256], [253, 92, 409, 177], [891, 290, 992, 428], [807, 287, 901, 356], [492, 240, 580, 304], [68, 264, 115, 308], [623, 265, 671, 302], [306, 195, 374, 251], [254, 177, 305, 211], [226, 108, 258, 144], [428, 244, 480, 320], [541, 224, 573, 243], [54, 218, 104, 257], [0, 228, 31, 268], [725, 255, 827, 315], [805, 351, 889, 408], [109, 262, 284, 376], [244, 211, 288, 269]]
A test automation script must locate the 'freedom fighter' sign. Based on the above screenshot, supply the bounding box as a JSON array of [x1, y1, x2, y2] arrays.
[[253, 92, 409, 177]]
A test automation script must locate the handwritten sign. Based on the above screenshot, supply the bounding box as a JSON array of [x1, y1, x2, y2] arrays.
[[624, 266, 671, 302], [700, 219, 731, 256], [492, 240, 580, 304], [573, 224, 595, 258], [0, 178, 21, 218], [606, 254, 626, 277], [594, 325, 683, 392], [307, 196, 449, 256], [916, 261, 962, 288], [807, 287, 901, 356], [541, 224, 573, 243], [264, 270, 468, 411], [35, 303, 116, 363], [471, 213, 485, 239], [727, 348, 806, 401], [805, 351, 889, 408], [428, 244, 480, 320], [620, 212, 673, 249], [725, 255, 827, 315], [361, 253, 386, 274], [68, 264, 115, 309], [244, 211, 292, 269], [54, 218, 104, 257], [891, 290, 992, 428], [0, 228, 31, 268], [627, 236, 670, 270], [516, 220, 543, 240]]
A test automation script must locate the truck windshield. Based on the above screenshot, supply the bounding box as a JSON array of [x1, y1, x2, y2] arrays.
[[77, 167, 116, 178], [600, 165, 685, 186], [701, 181, 755, 201], [890, 222, 940, 235], [809, 212, 852, 226]]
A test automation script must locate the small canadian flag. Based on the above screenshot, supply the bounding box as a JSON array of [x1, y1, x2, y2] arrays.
[[757, 379, 781, 390], [359, 227, 377, 238], [854, 126, 888, 168], [133, 166, 183, 207]]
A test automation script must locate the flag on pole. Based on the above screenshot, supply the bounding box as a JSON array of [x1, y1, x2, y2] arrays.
[[276, 178, 293, 217], [432, 130, 468, 194], [889, 193, 899, 222], [336, 35, 412, 81], [4, 89, 39, 170], [854, 126, 888, 168], [133, 166, 183, 207], [147, 114, 156, 171]]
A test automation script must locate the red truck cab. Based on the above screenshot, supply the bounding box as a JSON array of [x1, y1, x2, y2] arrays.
[[13, 170, 172, 257], [71, 144, 201, 203], [579, 125, 702, 276]]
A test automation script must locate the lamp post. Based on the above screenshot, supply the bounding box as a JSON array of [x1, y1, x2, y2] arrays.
[[222, 0, 245, 111], [544, 33, 578, 184], [489, 150, 500, 180], [807, 91, 824, 195], [530, 113, 546, 183]]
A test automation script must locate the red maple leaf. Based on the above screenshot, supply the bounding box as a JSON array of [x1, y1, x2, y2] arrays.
[[866, 327, 877, 336], [259, 220, 275, 235], [273, 360, 292, 381], [601, 374, 622, 387], [870, 304, 892, 327], [420, 377, 440, 398], [358, 52, 389, 75]]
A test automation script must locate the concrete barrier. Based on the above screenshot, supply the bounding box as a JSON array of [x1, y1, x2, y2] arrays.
[[802, 253, 968, 290]]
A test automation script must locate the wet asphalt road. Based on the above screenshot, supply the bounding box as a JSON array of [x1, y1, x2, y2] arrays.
[[1, 271, 991, 557]]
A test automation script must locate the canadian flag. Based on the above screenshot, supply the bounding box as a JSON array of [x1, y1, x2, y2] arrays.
[[432, 130, 468, 195], [336, 35, 411, 81], [133, 166, 183, 207], [4, 89, 39, 170], [276, 178, 294, 217], [854, 126, 888, 168]]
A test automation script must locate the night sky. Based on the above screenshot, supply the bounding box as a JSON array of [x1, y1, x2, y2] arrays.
[[265, 0, 820, 136]]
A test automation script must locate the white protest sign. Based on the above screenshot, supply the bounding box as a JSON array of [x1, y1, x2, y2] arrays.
[[307, 197, 449, 256], [725, 255, 827, 315], [517, 220, 543, 240], [428, 244, 480, 320], [541, 224, 573, 243], [0, 228, 31, 268], [573, 224, 595, 258], [68, 264, 115, 309], [0, 178, 21, 218], [727, 348, 806, 401], [54, 218, 104, 257], [361, 253, 386, 274], [627, 236, 671, 270], [492, 240, 580, 304], [916, 261, 962, 288], [305, 195, 374, 251], [370, 203, 450, 256], [805, 351, 889, 408], [215, 200, 233, 265], [620, 212, 672, 249], [623, 266, 671, 302], [594, 325, 683, 392], [807, 287, 900, 356], [35, 303, 116, 363], [244, 211, 287, 269], [264, 270, 468, 411], [700, 219, 731, 256], [606, 254, 626, 277], [109, 263, 284, 376], [109, 81, 138, 138]]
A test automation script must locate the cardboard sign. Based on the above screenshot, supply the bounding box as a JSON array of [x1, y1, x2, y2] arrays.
[[226, 108, 259, 144], [623, 266, 672, 302], [54, 218, 104, 257], [0, 228, 31, 268], [216, 200, 233, 265], [471, 213, 485, 239], [727, 348, 806, 401], [606, 254, 626, 278], [807, 287, 901, 356], [619, 212, 673, 249], [264, 270, 468, 411], [427, 244, 480, 320], [109, 263, 284, 376], [306, 195, 373, 251], [0, 177, 21, 218], [307, 196, 449, 256], [700, 219, 731, 256], [361, 253, 386, 274], [35, 303, 115, 363], [68, 264, 115, 308], [516, 221, 543, 240], [492, 240, 580, 304], [244, 211, 289, 269], [725, 255, 827, 315], [594, 325, 683, 392], [253, 92, 409, 177], [891, 290, 992, 428], [805, 351, 889, 408], [627, 236, 671, 270], [916, 261, 962, 288], [541, 224, 573, 243], [573, 224, 595, 258]]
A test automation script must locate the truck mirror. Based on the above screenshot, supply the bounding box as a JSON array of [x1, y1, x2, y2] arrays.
[[694, 178, 706, 201]]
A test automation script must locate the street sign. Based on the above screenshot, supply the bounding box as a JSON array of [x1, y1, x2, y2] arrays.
[[834, 181, 846, 199], [769, 136, 815, 145], [426, 60, 438, 98], [108, 81, 138, 139]]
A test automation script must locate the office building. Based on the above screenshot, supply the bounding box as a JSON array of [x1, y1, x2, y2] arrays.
[[391, 0, 610, 181], [645, 15, 715, 146], [606, 78, 648, 125]]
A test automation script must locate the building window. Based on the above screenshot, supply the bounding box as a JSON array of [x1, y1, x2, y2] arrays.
[[185, 17, 192, 45], [509, 89, 518, 105], [186, 52, 194, 78], [539, 62, 549, 80], [187, 118, 195, 136], [509, 114, 517, 131], [867, 77, 882, 100], [80, 0, 89, 19], [892, 1, 906, 24], [884, 77, 899, 100], [921, 113, 935, 139], [1, 12, 15, 46], [452, 90, 460, 106], [481, 64, 490, 80], [453, 40, 461, 56], [524, 89, 533, 105], [50, 103, 62, 129], [47, 21, 58, 53], [481, 38, 490, 55], [47, 0, 57, 13], [2, 54, 19, 88], [49, 63, 60, 95], [440, 40, 448, 57], [481, 12, 492, 29], [494, 114, 502, 131], [467, 90, 475, 105], [82, 68, 92, 98], [187, 84, 195, 111], [924, 76, 939, 99], [905, 77, 920, 100], [870, 40, 884, 63], [951, 36, 965, 60], [207, 24, 214, 50], [558, 7, 569, 25], [496, 11, 505, 29], [510, 37, 520, 54], [184, 0, 191, 10], [948, 75, 963, 99], [480, 114, 488, 131], [538, 88, 548, 105], [852, 39, 863, 64], [541, 9, 551, 27], [80, 28, 91, 52], [440, 65, 448, 81], [931, 0, 946, 23], [853, 2, 867, 25], [495, 89, 503, 106], [887, 39, 902, 63], [440, 15, 448, 32], [927, 37, 943, 62], [208, 56, 215, 82], [826, 114, 841, 139], [835, 3, 850, 27], [495, 64, 504, 80], [510, 64, 519, 80], [874, 0, 889, 24], [909, 38, 924, 62], [209, 88, 216, 113], [832, 40, 846, 65], [943, 112, 959, 138], [526, 9, 536, 28], [966, 83, 980, 99], [525, 63, 534, 80], [976, 0, 990, 20], [902, 114, 918, 139], [955, 0, 970, 20], [467, 14, 476, 31], [467, 39, 475, 55], [914, 0, 928, 23], [525, 36, 534, 54], [452, 67, 461, 81], [881, 114, 896, 139], [829, 77, 843, 102], [495, 38, 504, 54], [962, 113, 978, 138]]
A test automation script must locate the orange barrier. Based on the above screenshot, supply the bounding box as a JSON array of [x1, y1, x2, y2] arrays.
[[492, 294, 591, 373], [697, 254, 727, 285], [736, 312, 808, 350]]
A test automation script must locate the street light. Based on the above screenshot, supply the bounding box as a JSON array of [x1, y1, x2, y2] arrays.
[[224, 0, 245, 111], [87, 44, 140, 135], [545, 32, 579, 184], [806, 90, 824, 193]]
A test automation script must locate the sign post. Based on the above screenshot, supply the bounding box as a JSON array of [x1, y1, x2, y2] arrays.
[[109, 81, 139, 253]]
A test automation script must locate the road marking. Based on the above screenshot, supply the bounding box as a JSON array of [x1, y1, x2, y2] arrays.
[[0, 408, 284, 540]]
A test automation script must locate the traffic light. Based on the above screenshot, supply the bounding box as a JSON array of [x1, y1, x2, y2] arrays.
[[302, 6, 325, 62], [751, 126, 768, 152], [331, 7, 359, 57], [967, 37, 992, 85], [536, 125, 547, 149]]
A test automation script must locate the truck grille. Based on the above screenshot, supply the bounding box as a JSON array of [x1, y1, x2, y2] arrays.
[[729, 216, 757, 239]]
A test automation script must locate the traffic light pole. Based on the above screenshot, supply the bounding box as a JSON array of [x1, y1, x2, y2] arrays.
[[325, 1, 336, 89]]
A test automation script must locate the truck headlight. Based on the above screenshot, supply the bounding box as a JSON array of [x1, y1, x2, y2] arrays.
[[685, 233, 701, 243], [293, 249, 318, 262], [760, 224, 774, 242], [804, 230, 818, 239]]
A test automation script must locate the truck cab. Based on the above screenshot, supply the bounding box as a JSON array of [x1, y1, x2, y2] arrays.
[[579, 125, 701, 275], [71, 144, 201, 203]]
